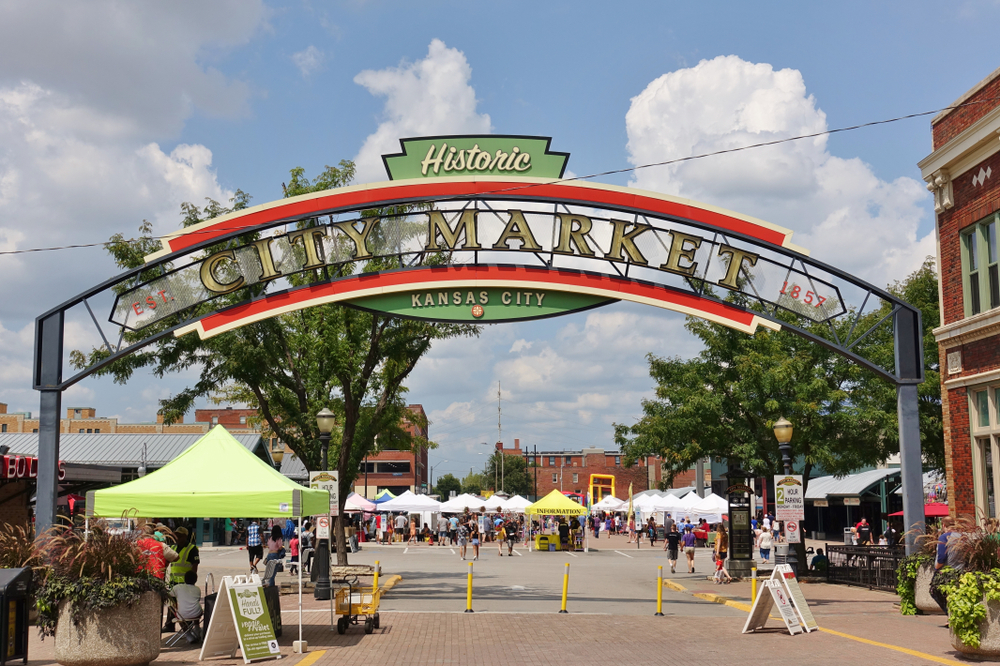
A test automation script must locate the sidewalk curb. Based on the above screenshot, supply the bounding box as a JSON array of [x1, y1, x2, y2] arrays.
[[662, 579, 687, 593]]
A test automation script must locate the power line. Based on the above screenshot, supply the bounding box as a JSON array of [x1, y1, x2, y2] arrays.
[[0, 95, 992, 259]]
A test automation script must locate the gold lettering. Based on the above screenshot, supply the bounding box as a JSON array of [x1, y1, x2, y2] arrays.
[[492, 210, 543, 251], [554, 214, 596, 256], [287, 228, 328, 269], [421, 144, 447, 175], [514, 152, 531, 171], [438, 292, 449, 306], [199, 250, 245, 295], [466, 291, 476, 305], [423, 294, 434, 307], [411, 294, 421, 308], [426, 209, 482, 250], [716, 245, 759, 289], [453, 291, 462, 305], [249, 238, 283, 281], [502, 291, 512, 305], [660, 232, 703, 276], [333, 218, 380, 259], [535, 292, 545, 306], [479, 291, 488, 304], [606, 220, 650, 265]]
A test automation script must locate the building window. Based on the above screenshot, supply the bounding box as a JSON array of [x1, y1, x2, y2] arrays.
[[615, 456, 621, 465], [94, 428, 100, 433], [212, 416, 219, 425], [240, 416, 247, 424], [0, 424, 5, 432], [79, 429, 85, 433], [971, 384, 1000, 518], [32, 428, 38, 433], [86, 429, 93, 433], [572, 473, 578, 483], [565, 456, 572, 464], [528, 456, 535, 464], [552, 473, 558, 483], [962, 214, 1000, 317], [549, 456, 555, 466]]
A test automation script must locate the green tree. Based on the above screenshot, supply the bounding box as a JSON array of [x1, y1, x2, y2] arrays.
[[483, 452, 535, 497], [71, 161, 477, 564], [433, 473, 462, 499], [614, 257, 943, 486], [461, 471, 488, 495]]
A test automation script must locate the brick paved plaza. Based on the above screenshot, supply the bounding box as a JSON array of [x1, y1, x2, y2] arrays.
[[25, 537, 966, 665]]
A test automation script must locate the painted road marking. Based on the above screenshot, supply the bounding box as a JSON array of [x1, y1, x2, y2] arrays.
[[513, 548, 522, 556], [404, 548, 409, 554], [614, 551, 633, 558], [295, 649, 327, 666], [565, 551, 578, 558]]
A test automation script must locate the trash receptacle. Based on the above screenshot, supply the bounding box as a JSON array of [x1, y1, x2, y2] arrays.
[[774, 543, 789, 565], [0, 568, 31, 666], [844, 527, 853, 545]]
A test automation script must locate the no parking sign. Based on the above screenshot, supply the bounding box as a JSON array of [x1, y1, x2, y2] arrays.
[[785, 520, 800, 544]]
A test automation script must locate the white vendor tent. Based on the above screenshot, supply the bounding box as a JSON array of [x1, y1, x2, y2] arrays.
[[591, 495, 625, 512], [378, 490, 442, 512], [439, 493, 487, 513], [498, 495, 532, 513]]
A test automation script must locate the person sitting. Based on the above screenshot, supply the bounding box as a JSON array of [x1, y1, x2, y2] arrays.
[[810, 548, 829, 574], [421, 524, 432, 543], [168, 571, 203, 643]]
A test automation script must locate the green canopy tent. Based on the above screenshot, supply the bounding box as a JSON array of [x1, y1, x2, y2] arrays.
[[86, 426, 329, 518]]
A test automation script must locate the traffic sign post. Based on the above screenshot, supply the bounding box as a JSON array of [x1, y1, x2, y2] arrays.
[[774, 475, 804, 544]]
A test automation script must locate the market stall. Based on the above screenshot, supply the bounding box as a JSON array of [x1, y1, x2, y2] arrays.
[[525, 490, 588, 552]]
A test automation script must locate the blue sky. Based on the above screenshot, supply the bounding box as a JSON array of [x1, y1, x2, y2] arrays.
[[0, 1, 998, 480]]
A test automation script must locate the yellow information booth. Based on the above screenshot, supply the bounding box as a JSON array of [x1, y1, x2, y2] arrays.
[[526, 490, 588, 552]]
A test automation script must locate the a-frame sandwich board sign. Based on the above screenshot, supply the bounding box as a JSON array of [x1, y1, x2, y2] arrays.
[[200, 574, 281, 663], [742, 579, 803, 635], [771, 564, 818, 632]]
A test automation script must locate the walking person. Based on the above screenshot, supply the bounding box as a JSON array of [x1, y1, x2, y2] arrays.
[[664, 523, 681, 573], [457, 519, 469, 560], [497, 521, 507, 556], [757, 527, 773, 564], [437, 515, 449, 546], [246, 519, 263, 574], [288, 531, 299, 575], [449, 514, 460, 546], [713, 524, 732, 584], [407, 520, 418, 545], [681, 526, 697, 573], [470, 515, 481, 561], [647, 517, 657, 547]]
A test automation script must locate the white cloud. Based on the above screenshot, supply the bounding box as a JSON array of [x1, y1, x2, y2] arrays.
[[509, 339, 532, 353], [292, 46, 324, 78], [352, 39, 491, 184], [626, 55, 932, 288]]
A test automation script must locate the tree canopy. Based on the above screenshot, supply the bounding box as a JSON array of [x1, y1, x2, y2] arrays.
[[433, 473, 462, 499], [72, 160, 478, 563], [483, 452, 535, 497], [614, 258, 942, 487]]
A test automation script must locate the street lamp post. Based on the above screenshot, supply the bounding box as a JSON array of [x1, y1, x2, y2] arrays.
[[773, 417, 794, 474], [314, 408, 335, 601], [772, 416, 799, 575], [429, 460, 448, 491]]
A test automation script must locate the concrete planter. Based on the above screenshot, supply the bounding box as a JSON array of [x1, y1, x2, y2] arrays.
[[54, 591, 162, 666], [951, 597, 1000, 660], [915, 562, 944, 614]]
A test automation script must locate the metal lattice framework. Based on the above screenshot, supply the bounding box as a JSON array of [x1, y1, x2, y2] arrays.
[[32, 176, 927, 551]]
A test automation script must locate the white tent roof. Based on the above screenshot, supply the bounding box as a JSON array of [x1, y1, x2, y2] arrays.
[[694, 493, 729, 513], [378, 490, 442, 512], [439, 493, 488, 513], [498, 495, 532, 513], [805, 468, 899, 500], [591, 495, 625, 512]]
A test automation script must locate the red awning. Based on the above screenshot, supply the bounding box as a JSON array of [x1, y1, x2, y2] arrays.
[[888, 503, 949, 517]]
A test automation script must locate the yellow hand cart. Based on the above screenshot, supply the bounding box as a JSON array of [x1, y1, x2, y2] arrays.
[[333, 575, 382, 634]]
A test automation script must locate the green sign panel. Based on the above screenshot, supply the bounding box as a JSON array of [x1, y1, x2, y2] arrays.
[[346, 287, 614, 323], [229, 583, 280, 661], [382, 135, 569, 180]]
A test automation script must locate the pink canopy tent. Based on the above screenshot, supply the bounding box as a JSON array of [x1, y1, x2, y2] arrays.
[[344, 492, 377, 512], [889, 502, 949, 517]]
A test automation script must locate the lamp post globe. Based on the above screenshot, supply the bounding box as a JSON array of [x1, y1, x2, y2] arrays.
[[773, 417, 793, 475]]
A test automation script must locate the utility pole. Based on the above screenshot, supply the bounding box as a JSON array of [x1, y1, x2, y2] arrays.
[[497, 381, 504, 492]]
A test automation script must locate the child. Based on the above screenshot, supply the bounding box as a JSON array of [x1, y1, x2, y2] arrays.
[[288, 531, 300, 575]]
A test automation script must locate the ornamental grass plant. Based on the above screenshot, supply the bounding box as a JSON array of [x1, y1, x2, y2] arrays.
[[33, 519, 168, 638], [896, 524, 943, 615], [933, 517, 1000, 649]]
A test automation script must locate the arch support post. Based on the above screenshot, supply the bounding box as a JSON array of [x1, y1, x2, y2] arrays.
[[34, 311, 64, 535], [894, 307, 925, 555]]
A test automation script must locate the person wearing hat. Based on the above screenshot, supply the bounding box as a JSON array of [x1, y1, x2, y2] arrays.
[[138, 523, 178, 580], [163, 526, 200, 633]]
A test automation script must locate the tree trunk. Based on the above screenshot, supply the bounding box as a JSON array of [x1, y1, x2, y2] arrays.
[[335, 419, 357, 566]]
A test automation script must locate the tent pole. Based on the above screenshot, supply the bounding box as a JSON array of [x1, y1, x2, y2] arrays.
[[298, 514, 303, 648]]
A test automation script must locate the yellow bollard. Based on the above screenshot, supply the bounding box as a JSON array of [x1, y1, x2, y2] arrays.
[[559, 563, 570, 614], [465, 562, 474, 613], [373, 560, 380, 593], [751, 565, 758, 603], [655, 565, 664, 616]]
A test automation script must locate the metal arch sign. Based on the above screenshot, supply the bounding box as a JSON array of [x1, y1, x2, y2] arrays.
[[31, 133, 929, 549]]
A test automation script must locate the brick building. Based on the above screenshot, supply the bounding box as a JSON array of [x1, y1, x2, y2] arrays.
[[497, 439, 664, 499], [354, 405, 429, 497], [0, 404, 258, 435], [920, 66, 1000, 520]]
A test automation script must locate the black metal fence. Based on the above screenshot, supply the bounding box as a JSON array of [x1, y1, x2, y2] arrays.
[[826, 545, 905, 592]]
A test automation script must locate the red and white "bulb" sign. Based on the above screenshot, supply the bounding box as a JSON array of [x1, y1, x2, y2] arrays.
[[1, 455, 66, 481]]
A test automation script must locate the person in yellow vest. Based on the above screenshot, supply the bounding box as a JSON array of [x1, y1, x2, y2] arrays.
[[162, 526, 200, 633]]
